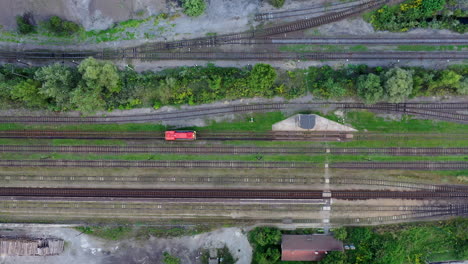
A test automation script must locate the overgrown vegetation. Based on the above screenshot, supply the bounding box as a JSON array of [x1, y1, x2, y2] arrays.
[[249, 218, 468, 264], [0, 61, 466, 113], [16, 13, 35, 34], [163, 252, 181, 264], [44, 16, 82, 36], [367, 0, 468, 33], [181, 0, 206, 17], [74, 225, 214, 240], [269, 0, 286, 8]]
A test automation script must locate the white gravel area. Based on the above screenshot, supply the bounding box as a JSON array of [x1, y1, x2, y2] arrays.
[[0, 226, 252, 264]]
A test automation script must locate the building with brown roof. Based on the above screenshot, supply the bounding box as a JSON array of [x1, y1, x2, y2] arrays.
[[281, 234, 344, 261]]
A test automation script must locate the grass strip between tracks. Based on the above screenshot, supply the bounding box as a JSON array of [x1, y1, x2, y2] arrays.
[[0, 153, 465, 163]]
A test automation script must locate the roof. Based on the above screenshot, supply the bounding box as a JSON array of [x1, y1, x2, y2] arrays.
[[297, 114, 316, 129], [281, 235, 344, 261], [0, 237, 64, 256]]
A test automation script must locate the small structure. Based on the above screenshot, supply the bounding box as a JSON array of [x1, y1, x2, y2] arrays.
[[281, 234, 344, 262], [272, 114, 356, 132], [0, 236, 64, 256]]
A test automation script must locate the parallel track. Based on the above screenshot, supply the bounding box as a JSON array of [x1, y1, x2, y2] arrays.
[[1, 145, 466, 156], [0, 187, 466, 200], [0, 131, 465, 141], [0, 102, 466, 124], [0, 160, 466, 170], [3, 51, 468, 61]]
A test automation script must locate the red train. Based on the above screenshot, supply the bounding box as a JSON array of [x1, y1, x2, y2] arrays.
[[165, 131, 197, 141]]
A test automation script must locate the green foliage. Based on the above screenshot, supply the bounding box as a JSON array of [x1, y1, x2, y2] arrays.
[[35, 63, 78, 110], [356, 73, 383, 104], [0, 63, 466, 113], [10, 79, 47, 108], [320, 218, 468, 264], [248, 63, 277, 96], [182, 0, 206, 17], [74, 57, 121, 113], [45, 16, 82, 36], [75, 226, 132, 240], [368, 0, 466, 33], [383, 67, 413, 103], [249, 227, 282, 247], [457, 78, 468, 95], [269, 0, 286, 8], [16, 13, 35, 34], [254, 247, 281, 264], [163, 252, 181, 264], [332, 228, 348, 241]]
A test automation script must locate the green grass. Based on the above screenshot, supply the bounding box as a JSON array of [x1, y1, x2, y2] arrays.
[[345, 111, 468, 133], [75, 225, 213, 240], [75, 226, 133, 240], [397, 45, 468, 51]]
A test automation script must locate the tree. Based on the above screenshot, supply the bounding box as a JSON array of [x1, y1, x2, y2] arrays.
[[248, 63, 277, 96], [269, 0, 285, 8], [383, 67, 413, 103], [78, 58, 121, 94], [162, 252, 180, 264], [356, 73, 384, 104], [253, 247, 280, 264], [70, 84, 106, 113], [457, 78, 468, 95], [332, 228, 348, 241], [35, 63, 77, 110], [182, 0, 206, 17], [16, 13, 35, 34], [319, 251, 347, 264], [72, 57, 121, 113], [429, 70, 462, 91], [10, 79, 48, 108], [45, 16, 81, 35], [248, 227, 281, 247]]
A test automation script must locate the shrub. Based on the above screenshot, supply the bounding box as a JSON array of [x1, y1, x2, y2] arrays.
[[383, 67, 413, 103], [182, 0, 206, 17], [356, 73, 384, 104], [162, 252, 180, 264], [269, 0, 286, 8], [16, 13, 35, 34], [45, 16, 82, 35]]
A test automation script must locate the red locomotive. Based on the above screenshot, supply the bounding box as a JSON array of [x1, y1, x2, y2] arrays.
[[165, 131, 197, 141]]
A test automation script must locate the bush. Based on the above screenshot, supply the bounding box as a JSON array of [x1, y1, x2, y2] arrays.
[[367, 0, 466, 33], [269, 0, 286, 8], [16, 13, 35, 34], [356, 73, 384, 104], [383, 67, 413, 103], [45, 16, 82, 35], [162, 252, 180, 264], [182, 0, 206, 17]]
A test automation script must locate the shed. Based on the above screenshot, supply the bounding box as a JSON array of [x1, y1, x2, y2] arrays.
[[281, 235, 343, 261], [0, 237, 64, 256]]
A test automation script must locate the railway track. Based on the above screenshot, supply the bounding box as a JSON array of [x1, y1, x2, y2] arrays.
[[0, 102, 465, 124], [0, 187, 466, 199], [1, 145, 466, 156], [138, 0, 389, 51], [254, 0, 366, 21], [236, 37, 468, 46], [0, 160, 466, 170], [0, 130, 465, 141], [3, 50, 468, 61]]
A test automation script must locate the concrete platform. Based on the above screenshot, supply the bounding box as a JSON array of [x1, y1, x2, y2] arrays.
[[272, 114, 357, 132]]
